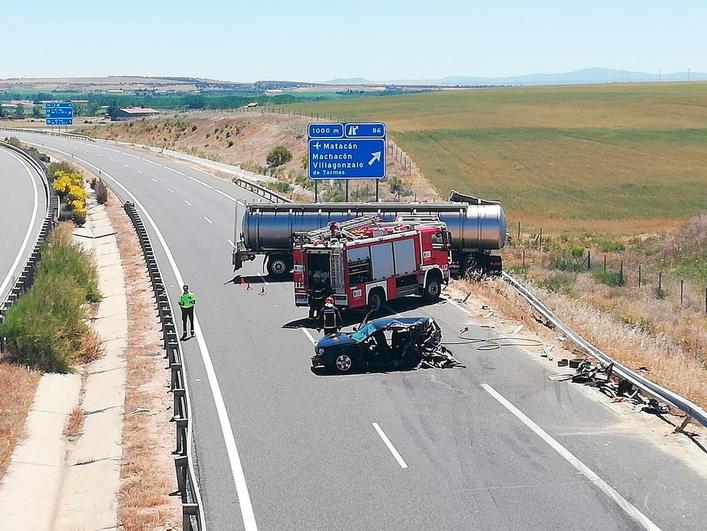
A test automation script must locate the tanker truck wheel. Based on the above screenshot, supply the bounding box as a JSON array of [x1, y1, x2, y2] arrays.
[[266, 254, 291, 278]]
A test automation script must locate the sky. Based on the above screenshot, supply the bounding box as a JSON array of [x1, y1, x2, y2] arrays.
[[1, 0, 705, 82]]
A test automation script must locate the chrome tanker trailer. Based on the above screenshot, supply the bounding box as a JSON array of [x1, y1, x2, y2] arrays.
[[232, 191, 507, 277]]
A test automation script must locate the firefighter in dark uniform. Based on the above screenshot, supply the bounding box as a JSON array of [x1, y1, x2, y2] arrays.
[[308, 272, 329, 320], [321, 296, 342, 336]]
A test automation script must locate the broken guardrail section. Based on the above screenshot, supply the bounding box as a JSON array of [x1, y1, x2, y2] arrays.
[[123, 201, 204, 531], [502, 271, 707, 431]]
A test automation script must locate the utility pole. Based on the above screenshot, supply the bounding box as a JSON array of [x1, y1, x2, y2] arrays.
[[688, 68, 691, 82], [658, 69, 662, 81]]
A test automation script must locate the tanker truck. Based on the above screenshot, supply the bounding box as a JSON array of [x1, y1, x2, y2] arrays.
[[232, 191, 507, 278]]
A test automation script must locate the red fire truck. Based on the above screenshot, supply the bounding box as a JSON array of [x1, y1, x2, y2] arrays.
[[292, 216, 451, 312]]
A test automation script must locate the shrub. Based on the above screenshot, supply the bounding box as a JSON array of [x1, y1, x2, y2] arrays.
[[95, 179, 108, 205], [549, 245, 586, 272], [264, 181, 292, 194], [266, 145, 292, 168], [593, 270, 624, 287], [598, 240, 625, 253], [540, 271, 576, 294], [0, 224, 101, 372]]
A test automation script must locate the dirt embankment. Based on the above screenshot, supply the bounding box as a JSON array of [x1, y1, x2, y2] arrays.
[[78, 111, 436, 202]]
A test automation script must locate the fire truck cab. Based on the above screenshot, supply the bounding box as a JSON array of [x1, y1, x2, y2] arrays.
[[293, 216, 451, 312]]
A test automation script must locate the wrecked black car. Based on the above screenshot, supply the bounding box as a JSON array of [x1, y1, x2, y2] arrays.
[[312, 316, 460, 373]]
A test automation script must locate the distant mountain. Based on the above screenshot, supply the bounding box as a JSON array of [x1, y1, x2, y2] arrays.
[[324, 77, 372, 85], [326, 68, 707, 87]]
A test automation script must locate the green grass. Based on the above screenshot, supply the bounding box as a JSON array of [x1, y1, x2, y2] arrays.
[[0, 225, 100, 372], [292, 82, 707, 232]]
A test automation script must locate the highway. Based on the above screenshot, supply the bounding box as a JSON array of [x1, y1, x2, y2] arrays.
[[12, 130, 707, 530], [0, 144, 47, 304]]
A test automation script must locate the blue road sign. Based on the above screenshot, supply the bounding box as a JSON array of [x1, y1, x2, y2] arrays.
[[342, 122, 385, 138], [45, 102, 73, 126], [308, 123, 343, 138], [308, 138, 386, 180]]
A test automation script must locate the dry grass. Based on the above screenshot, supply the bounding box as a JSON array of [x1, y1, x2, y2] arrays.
[[64, 406, 84, 438], [0, 363, 40, 480], [457, 276, 707, 410], [105, 189, 181, 530]]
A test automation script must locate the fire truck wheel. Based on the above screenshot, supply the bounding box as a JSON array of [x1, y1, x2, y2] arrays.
[[423, 272, 442, 302], [334, 353, 354, 373], [266, 254, 290, 277], [367, 289, 385, 313]]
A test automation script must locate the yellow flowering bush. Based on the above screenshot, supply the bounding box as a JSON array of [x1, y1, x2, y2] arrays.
[[68, 184, 87, 202], [51, 167, 88, 226]]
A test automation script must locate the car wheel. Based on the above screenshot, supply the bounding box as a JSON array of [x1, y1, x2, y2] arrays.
[[334, 353, 354, 373], [266, 254, 290, 277], [423, 272, 442, 302], [368, 289, 384, 313]]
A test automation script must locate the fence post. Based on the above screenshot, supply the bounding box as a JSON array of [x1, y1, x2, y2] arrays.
[[522, 248, 525, 269], [539, 228, 543, 252], [638, 264, 642, 287], [517, 221, 521, 242], [587, 250, 591, 270], [704, 287, 706, 314], [680, 279, 684, 306], [619, 260, 624, 285], [603, 254, 607, 272], [658, 271, 663, 295]]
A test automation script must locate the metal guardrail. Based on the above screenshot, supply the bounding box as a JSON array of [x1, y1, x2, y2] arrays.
[[502, 271, 707, 430], [1, 126, 95, 142], [122, 201, 204, 530], [0, 143, 57, 352], [234, 177, 292, 203]]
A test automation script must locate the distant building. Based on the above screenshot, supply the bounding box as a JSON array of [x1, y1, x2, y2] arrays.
[[112, 107, 160, 121]]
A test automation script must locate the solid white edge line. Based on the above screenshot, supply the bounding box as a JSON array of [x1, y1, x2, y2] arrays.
[[227, 239, 235, 248], [204, 216, 213, 224], [372, 422, 408, 469], [142, 157, 162, 166], [301, 328, 316, 344], [24, 142, 256, 530], [164, 166, 185, 176], [186, 175, 213, 189], [0, 150, 40, 298], [481, 384, 661, 531], [215, 189, 237, 201]]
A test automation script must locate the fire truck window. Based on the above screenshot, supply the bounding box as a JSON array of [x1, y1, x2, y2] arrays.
[[431, 231, 444, 249], [348, 258, 371, 285]]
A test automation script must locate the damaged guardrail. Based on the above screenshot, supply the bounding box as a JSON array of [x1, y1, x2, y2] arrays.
[[234, 177, 292, 204], [0, 126, 95, 142], [0, 142, 58, 352], [122, 201, 204, 531], [502, 271, 707, 431]]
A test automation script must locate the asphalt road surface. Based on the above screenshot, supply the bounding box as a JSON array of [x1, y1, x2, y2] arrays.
[[0, 144, 47, 303], [12, 131, 707, 530]]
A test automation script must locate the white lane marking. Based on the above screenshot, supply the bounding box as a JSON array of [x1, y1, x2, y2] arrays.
[[372, 422, 408, 469], [0, 151, 39, 298], [301, 328, 316, 344], [256, 273, 270, 286], [481, 384, 661, 531], [184, 200, 192, 206], [164, 166, 185, 176], [151, 178, 158, 183], [142, 158, 162, 166], [186, 175, 213, 189], [123, 152, 141, 159], [33, 144, 256, 530], [96, 153, 102, 157], [110, 158, 116, 162], [215, 188, 236, 201], [227, 239, 235, 248], [167, 188, 174, 193], [204, 216, 213, 224], [136, 169, 144, 174], [105, 147, 121, 153], [123, 163, 129, 167]]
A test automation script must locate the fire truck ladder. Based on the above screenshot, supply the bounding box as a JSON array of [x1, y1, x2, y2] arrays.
[[305, 215, 381, 242]]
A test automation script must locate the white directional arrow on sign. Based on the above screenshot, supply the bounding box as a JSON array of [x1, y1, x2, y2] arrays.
[[368, 151, 382, 165]]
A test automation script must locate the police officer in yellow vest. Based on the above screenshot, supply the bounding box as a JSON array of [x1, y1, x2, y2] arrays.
[[178, 284, 196, 340]]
